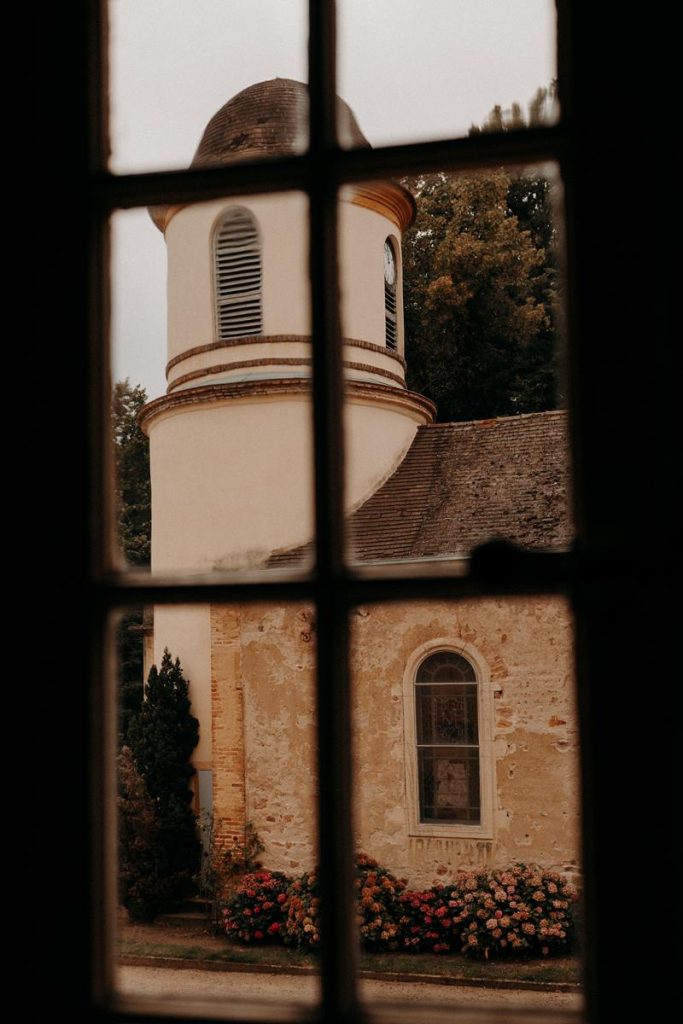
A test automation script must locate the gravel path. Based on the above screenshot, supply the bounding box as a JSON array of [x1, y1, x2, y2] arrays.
[[117, 965, 583, 1012]]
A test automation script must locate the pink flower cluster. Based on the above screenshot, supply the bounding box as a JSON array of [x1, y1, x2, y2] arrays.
[[222, 870, 292, 943]]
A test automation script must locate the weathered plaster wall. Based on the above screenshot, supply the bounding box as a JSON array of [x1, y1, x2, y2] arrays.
[[210, 604, 318, 871], [153, 604, 212, 765], [207, 597, 579, 887], [350, 598, 580, 887]]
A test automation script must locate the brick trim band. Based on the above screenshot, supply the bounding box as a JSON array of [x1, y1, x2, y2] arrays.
[[167, 357, 407, 393], [166, 334, 407, 376]]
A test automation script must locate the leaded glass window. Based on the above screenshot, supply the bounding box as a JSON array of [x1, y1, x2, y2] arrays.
[[415, 651, 480, 824]]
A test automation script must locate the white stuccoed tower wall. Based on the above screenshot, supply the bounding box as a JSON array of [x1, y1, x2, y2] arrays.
[[139, 80, 434, 803]]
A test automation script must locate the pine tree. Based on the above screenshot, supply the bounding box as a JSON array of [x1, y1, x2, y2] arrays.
[[117, 746, 162, 921], [128, 650, 200, 908]]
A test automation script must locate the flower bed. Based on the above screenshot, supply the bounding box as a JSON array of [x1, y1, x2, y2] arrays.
[[222, 857, 578, 961]]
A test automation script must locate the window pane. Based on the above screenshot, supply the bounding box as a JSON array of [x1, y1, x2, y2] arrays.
[[418, 747, 481, 822], [338, 0, 557, 149], [108, 1, 308, 173], [350, 597, 584, 1011], [112, 602, 321, 1007], [343, 163, 571, 570], [416, 684, 479, 745], [110, 193, 313, 577]]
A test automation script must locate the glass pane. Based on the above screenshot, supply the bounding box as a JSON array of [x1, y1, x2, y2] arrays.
[[416, 685, 479, 745], [108, 1, 308, 173], [343, 163, 571, 569], [112, 602, 321, 1007], [350, 597, 584, 1011], [418, 747, 481, 823], [338, 0, 557, 148], [110, 193, 313, 576], [417, 651, 475, 683]]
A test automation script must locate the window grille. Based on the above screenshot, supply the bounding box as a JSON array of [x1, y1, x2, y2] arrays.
[[214, 208, 262, 339]]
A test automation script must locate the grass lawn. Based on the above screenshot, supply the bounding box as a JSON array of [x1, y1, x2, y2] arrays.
[[118, 920, 581, 986]]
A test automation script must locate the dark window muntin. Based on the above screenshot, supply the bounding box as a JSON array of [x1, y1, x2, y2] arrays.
[[415, 652, 480, 824]]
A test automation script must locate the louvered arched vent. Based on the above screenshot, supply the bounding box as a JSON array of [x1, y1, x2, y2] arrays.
[[214, 208, 263, 339]]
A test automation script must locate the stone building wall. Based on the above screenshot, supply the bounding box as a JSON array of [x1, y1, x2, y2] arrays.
[[209, 597, 580, 887]]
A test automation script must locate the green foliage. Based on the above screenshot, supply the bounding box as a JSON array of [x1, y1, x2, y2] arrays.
[[196, 819, 265, 930], [111, 379, 151, 744], [469, 84, 558, 136], [402, 87, 562, 423], [128, 649, 200, 910], [117, 610, 145, 746], [117, 746, 163, 922], [111, 379, 151, 567]]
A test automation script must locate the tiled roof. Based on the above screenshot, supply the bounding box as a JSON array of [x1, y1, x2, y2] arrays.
[[268, 410, 572, 566], [192, 79, 369, 167]]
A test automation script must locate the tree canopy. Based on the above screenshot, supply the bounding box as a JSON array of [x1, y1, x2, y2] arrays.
[[402, 88, 562, 423], [111, 378, 151, 567]]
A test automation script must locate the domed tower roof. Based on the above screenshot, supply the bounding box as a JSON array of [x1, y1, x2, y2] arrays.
[[192, 78, 370, 166], [150, 78, 414, 232]]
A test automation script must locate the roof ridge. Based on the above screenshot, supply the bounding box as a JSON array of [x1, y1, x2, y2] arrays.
[[420, 408, 567, 431]]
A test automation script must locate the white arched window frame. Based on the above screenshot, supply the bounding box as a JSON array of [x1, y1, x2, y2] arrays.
[[213, 207, 263, 340], [402, 639, 495, 839], [383, 236, 399, 351]]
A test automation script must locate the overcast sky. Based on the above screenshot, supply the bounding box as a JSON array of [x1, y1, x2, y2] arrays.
[[109, 0, 556, 398]]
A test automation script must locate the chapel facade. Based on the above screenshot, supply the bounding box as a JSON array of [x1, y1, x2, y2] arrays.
[[139, 79, 580, 887]]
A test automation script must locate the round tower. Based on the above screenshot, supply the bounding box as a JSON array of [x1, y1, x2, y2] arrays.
[[140, 79, 434, 575], [138, 80, 435, 849]]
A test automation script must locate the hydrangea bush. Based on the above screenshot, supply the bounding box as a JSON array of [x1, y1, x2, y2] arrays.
[[223, 856, 578, 961], [283, 869, 321, 950], [399, 865, 577, 958], [398, 886, 459, 954], [355, 853, 406, 950], [222, 870, 292, 942]]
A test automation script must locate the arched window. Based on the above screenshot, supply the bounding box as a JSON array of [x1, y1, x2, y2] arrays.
[[383, 237, 398, 349], [415, 651, 480, 824], [213, 208, 262, 339]]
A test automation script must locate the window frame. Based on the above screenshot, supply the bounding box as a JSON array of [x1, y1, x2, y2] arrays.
[[34, 2, 678, 1023]]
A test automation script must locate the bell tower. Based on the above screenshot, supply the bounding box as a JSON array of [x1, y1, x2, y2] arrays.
[[138, 80, 434, 833]]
